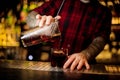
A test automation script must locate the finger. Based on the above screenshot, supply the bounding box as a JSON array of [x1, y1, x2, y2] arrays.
[[38, 15, 46, 27], [77, 60, 84, 70], [63, 55, 75, 69], [45, 16, 53, 25], [70, 58, 80, 71], [45, 0, 49, 2], [36, 14, 41, 19], [85, 61, 90, 70], [55, 15, 61, 20]]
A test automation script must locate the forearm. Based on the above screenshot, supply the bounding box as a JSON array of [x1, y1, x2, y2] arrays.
[[26, 11, 39, 28], [81, 36, 106, 61]]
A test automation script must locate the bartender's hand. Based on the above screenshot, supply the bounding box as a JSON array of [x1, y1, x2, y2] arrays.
[[35, 14, 61, 27], [63, 53, 90, 71]]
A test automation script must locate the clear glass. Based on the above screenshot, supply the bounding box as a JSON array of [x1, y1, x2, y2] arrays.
[[50, 48, 68, 68], [21, 20, 61, 47]]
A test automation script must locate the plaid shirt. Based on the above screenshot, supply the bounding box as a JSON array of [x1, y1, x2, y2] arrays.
[[33, 0, 112, 54]]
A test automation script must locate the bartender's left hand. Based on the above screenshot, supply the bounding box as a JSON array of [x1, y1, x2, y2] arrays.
[[63, 53, 90, 71]]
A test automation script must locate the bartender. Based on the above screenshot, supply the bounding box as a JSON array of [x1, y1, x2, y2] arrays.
[[25, 0, 112, 71]]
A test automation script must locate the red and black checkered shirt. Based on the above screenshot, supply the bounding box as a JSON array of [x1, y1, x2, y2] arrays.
[[33, 0, 112, 54]]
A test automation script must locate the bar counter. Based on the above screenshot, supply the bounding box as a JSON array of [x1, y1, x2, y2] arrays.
[[0, 59, 120, 80]]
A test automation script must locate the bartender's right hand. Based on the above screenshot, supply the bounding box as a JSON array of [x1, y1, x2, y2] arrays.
[[35, 14, 61, 27]]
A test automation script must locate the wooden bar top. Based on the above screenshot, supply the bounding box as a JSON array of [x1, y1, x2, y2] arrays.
[[0, 59, 120, 80]]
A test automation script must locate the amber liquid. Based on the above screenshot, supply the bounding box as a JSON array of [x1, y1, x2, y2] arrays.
[[21, 35, 52, 47], [21, 28, 61, 47], [50, 34, 68, 67], [51, 51, 67, 67]]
